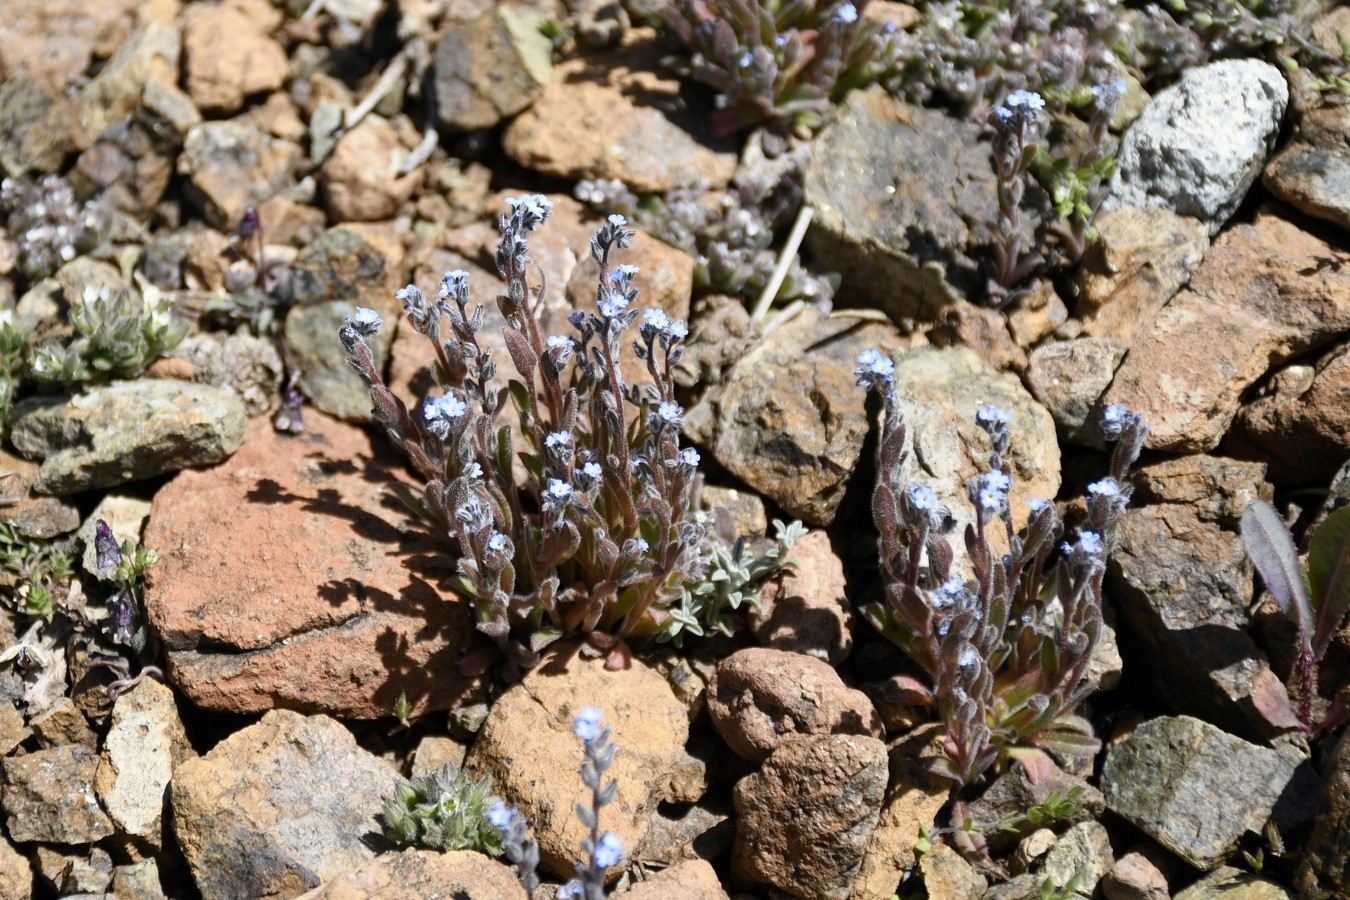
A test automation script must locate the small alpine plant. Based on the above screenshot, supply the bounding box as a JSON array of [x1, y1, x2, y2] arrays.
[[856, 350, 1146, 785], [662, 0, 901, 136], [342, 197, 711, 673], [986, 89, 1048, 307]]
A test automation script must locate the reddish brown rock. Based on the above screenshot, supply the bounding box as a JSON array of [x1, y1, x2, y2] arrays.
[[733, 734, 889, 900], [0, 0, 140, 92], [143, 413, 481, 718], [1102, 212, 1350, 452], [749, 530, 854, 665], [1230, 342, 1350, 486], [503, 43, 736, 193], [707, 648, 883, 763], [619, 859, 727, 899], [466, 641, 695, 880], [1103, 850, 1171, 900], [297, 849, 526, 900], [322, 117, 423, 223], [183, 0, 289, 114], [1074, 207, 1209, 344]]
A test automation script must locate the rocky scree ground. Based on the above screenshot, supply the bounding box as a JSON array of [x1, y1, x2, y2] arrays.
[[0, 0, 1347, 899]]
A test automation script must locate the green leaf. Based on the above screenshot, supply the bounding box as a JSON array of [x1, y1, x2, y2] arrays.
[[1309, 506, 1350, 658], [1240, 500, 1314, 640]]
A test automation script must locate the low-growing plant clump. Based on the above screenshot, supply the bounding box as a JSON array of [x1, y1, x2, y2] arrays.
[[343, 196, 799, 675]]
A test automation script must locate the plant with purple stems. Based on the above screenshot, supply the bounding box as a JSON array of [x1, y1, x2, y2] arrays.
[[856, 350, 1147, 786], [661, 0, 902, 137], [85, 519, 164, 701], [343, 197, 718, 675], [1240, 501, 1350, 733], [986, 89, 1048, 307]]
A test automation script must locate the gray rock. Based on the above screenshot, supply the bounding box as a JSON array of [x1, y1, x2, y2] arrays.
[[0, 72, 77, 176], [69, 118, 175, 219], [0, 446, 80, 538], [1264, 103, 1350, 232], [34, 845, 112, 895], [1101, 716, 1303, 870], [290, 226, 393, 307], [171, 330, 284, 417], [94, 679, 193, 850], [76, 21, 180, 139], [733, 734, 889, 900], [804, 89, 998, 321], [1109, 59, 1287, 235], [9, 380, 248, 495], [1174, 866, 1293, 900], [1297, 726, 1350, 898], [433, 5, 552, 131], [1041, 821, 1113, 896], [178, 121, 302, 229], [171, 710, 399, 900], [687, 306, 907, 525], [965, 758, 1105, 854], [110, 859, 167, 900], [1026, 337, 1127, 440], [286, 300, 394, 422], [919, 843, 987, 900], [1108, 463, 1302, 740], [887, 345, 1061, 543], [1, 743, 115, 843]]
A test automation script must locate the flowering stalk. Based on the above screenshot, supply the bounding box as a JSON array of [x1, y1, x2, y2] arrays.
[[341, 198, 710, 674], [1046, 79, 1125, 261], [986, 89, 1047, 307], [857, 350, 1146, 785], [486, 799, 541, 900], [559, 707, 625, 899]]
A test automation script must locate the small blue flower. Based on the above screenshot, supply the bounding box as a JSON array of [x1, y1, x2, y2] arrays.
[[581, 461, 603, 482], [487, 532, 509, 553], [573, 706, 604, 742], [651, 401, 684, 431], [424, 394, 467, 438], [907, 483, 938, 511], [347, 307, 382, 335], [598, 291, 629, 318], [1027, 497, 1049, 513], [486, 799, 516, 831], [833, 2, 858, 24], [1078, 531, 1104, 556], [932, 576, 966, 609], [680, 447, 700, 469], [439, 270, 470, 300], [634, 538, 650, 554], [607, 213, 627, 227], [643, 308, 670, 331], [957, 646, 979, 670], [594, 831, 625, 869], [546, 479, 573, 502], [738, 51, 754, 68], [557, 883, 583, 900], [976, 405, 1012, 429], [545, 431, 572, 450], [1087, 478, 1120, 499]]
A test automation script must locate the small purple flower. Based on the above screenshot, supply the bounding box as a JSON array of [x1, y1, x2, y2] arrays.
[[95, 520, 122, 572]]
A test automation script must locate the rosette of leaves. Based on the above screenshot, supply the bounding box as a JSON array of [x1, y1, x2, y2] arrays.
[[28, 287, 188, 387], [659, 518, 807, 645], [381, 763, 504, 854], [0, 175, 107, 282], [1241, 501, 1350, 733], [856, 351, 1147, 785], [343, 198, 713, 673], [662, 0, 902, 136]]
